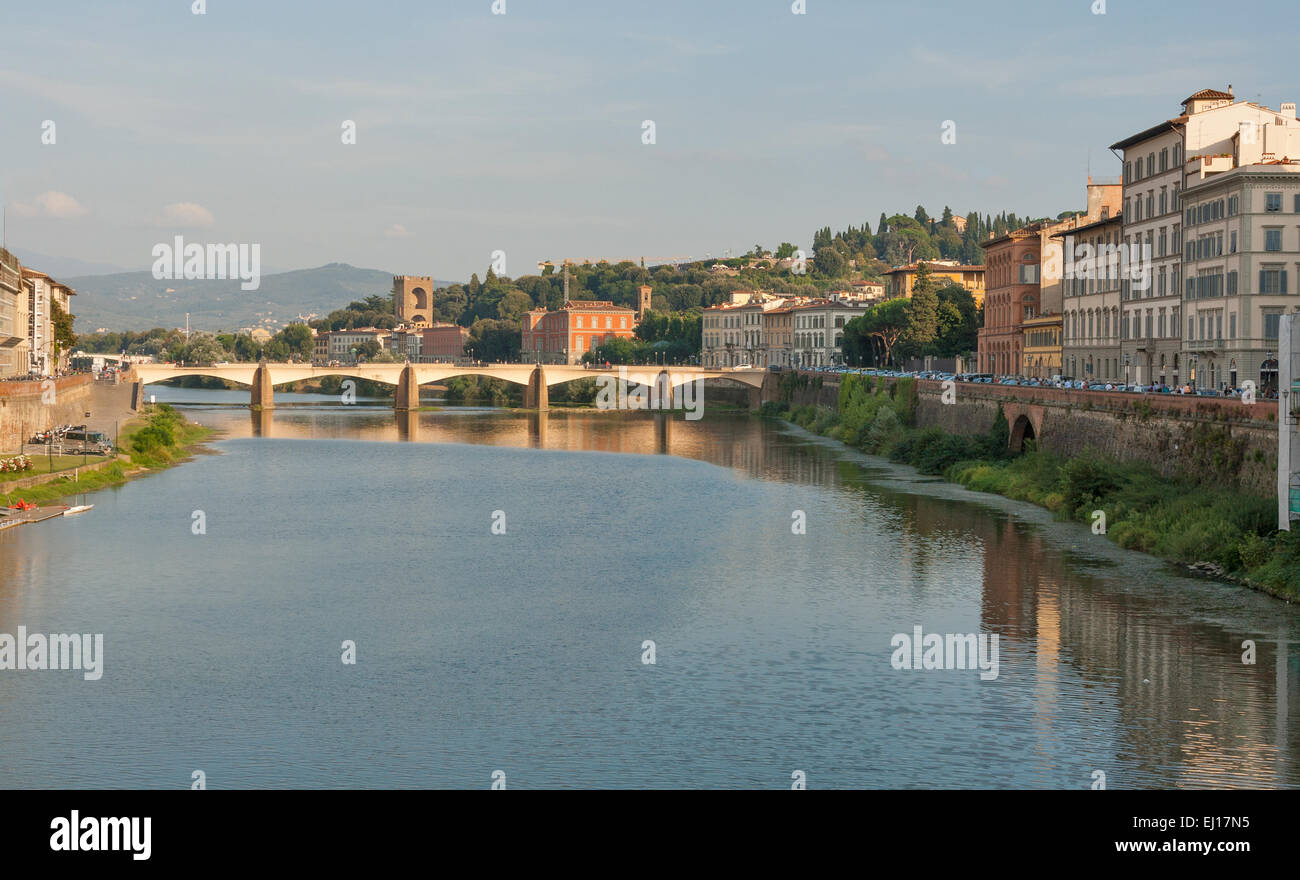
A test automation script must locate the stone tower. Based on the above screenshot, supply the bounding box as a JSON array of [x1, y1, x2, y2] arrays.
[[393, 275, 433, 326], [638, 284, 652, 320]]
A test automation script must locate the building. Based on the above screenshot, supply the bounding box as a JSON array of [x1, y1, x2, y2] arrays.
[[326, 328, 389, 363], [1110, 87, 1300, 386], [763, 306, 794, 368], [393, 275, 434, 326], [1058, 212, 1125, 382], [701, 292, 795, 367], [0, 249, 25, 378], [978, 228, 1042, 375], [1181, 161, 1300, 393], [1021, 314, 1063, 378], [791, 299, 869, 368], [848, 280, 885, 301], [420, 323, 469, 361], [979, 180, 1122, 378], [21, 267, 75, 376], [882, 260, 986, 307], [521, 300, 638, 364]]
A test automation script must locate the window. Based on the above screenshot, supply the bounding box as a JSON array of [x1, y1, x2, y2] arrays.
[[1227, 270, 1237, 295], [1228, 195, 1238, 216], [1295, 194, 1300, 213], [1230, 313, 1236, 338], [1264, 311, 1283, 339], [605, 317, 612, 329], [1265, 229, 1282, 252], [1230, 231, 1237, 253], [620, 317, 627, 329], [1260, 268, 1288, 294], [1160, 148, 1168, 171], [576, 316, 584, 328], [1019, 264, 1039, 284], [1266, 192, 1282, 212]]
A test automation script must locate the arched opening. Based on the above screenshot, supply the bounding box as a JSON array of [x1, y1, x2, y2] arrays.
[[1009, 413, 1035, 453], [412, 287, 428, 310]]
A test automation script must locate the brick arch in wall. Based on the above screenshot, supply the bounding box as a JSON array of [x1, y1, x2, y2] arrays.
[[1003, 402, 1044, 452]]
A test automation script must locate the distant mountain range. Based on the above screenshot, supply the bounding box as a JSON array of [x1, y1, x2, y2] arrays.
[[8, 247, 137, 279], [62, 263, 455, 333]]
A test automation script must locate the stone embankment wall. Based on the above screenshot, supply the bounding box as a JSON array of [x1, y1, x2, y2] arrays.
[[781, 371, 1283, 494], [0, 375, 95, 453]]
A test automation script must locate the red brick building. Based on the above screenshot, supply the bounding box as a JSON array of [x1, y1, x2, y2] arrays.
[[978, 228, 1042, 375], [522, 301, 638, 364], [421, 323, 469, 360]]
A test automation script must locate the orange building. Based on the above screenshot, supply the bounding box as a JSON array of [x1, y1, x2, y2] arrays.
[[882, 261, 986, 307], [522, 300, 638, 364], [978, 228, 1043, 375], [421, 323, 469, 360]]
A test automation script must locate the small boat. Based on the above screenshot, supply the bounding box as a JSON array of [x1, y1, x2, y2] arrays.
[[63, 505, 94, 516]]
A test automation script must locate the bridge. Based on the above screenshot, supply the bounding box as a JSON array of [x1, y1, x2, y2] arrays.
[[131, 362, 771, 411]]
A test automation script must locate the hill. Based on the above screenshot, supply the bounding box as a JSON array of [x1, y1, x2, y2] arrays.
[[66, 263, 453, 332]]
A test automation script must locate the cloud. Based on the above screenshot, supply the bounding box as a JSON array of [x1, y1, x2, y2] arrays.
[[12, 191, 90, 218], [161, 202, 215, 227], [384, 223, 411, 239]]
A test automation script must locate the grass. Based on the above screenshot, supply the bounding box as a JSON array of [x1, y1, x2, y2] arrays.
[[761, 376, 1300, 602], [2, 404, 213, 509]]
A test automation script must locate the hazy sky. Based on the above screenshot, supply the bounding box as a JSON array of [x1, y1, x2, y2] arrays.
[[3, 0, 1296, 281]]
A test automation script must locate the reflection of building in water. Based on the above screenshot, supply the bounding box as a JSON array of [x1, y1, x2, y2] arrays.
[[978, 511, 1295, 786]]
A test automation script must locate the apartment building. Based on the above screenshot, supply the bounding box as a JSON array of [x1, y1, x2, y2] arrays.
[[1110, 87, 1300, 386], [0, 249, 25, 378], [763, 306, 794, 368], [1058, 212, 1125, 381], [1181, 162, 1300, 393], [21, 267, 75, 376], [701, 292, 789, 367], [791, 299, 869, 368]]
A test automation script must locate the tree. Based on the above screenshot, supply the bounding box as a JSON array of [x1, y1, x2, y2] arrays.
[[813, 246, 847, 279], [178, 333, 229, 365], [50, 299, 77, 360], [903, 263, 941, 349], [275, 323, 314, 361], [775, 242, 797, 259]]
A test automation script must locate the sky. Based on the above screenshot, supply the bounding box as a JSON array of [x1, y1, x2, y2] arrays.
[[2, 0, 1297, 282]]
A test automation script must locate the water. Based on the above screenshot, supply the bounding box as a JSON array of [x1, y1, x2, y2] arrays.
[[2, 386, 1298, 789]]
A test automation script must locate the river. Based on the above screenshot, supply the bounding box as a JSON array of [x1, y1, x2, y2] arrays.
[[1, 386, 1297, 789]]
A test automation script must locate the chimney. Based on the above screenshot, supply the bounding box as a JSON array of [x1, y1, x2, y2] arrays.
[[1282, 102, 1297, 121]]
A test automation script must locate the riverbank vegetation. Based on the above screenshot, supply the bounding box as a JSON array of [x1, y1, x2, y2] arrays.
[[763, 374, 1299, 600], [2, 405, 212, 508]]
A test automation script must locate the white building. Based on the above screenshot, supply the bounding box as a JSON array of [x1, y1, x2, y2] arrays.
[[1110, 87, 1300, 387], [791, 299, 869, 368], [1181, 161, 1300, 392]]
